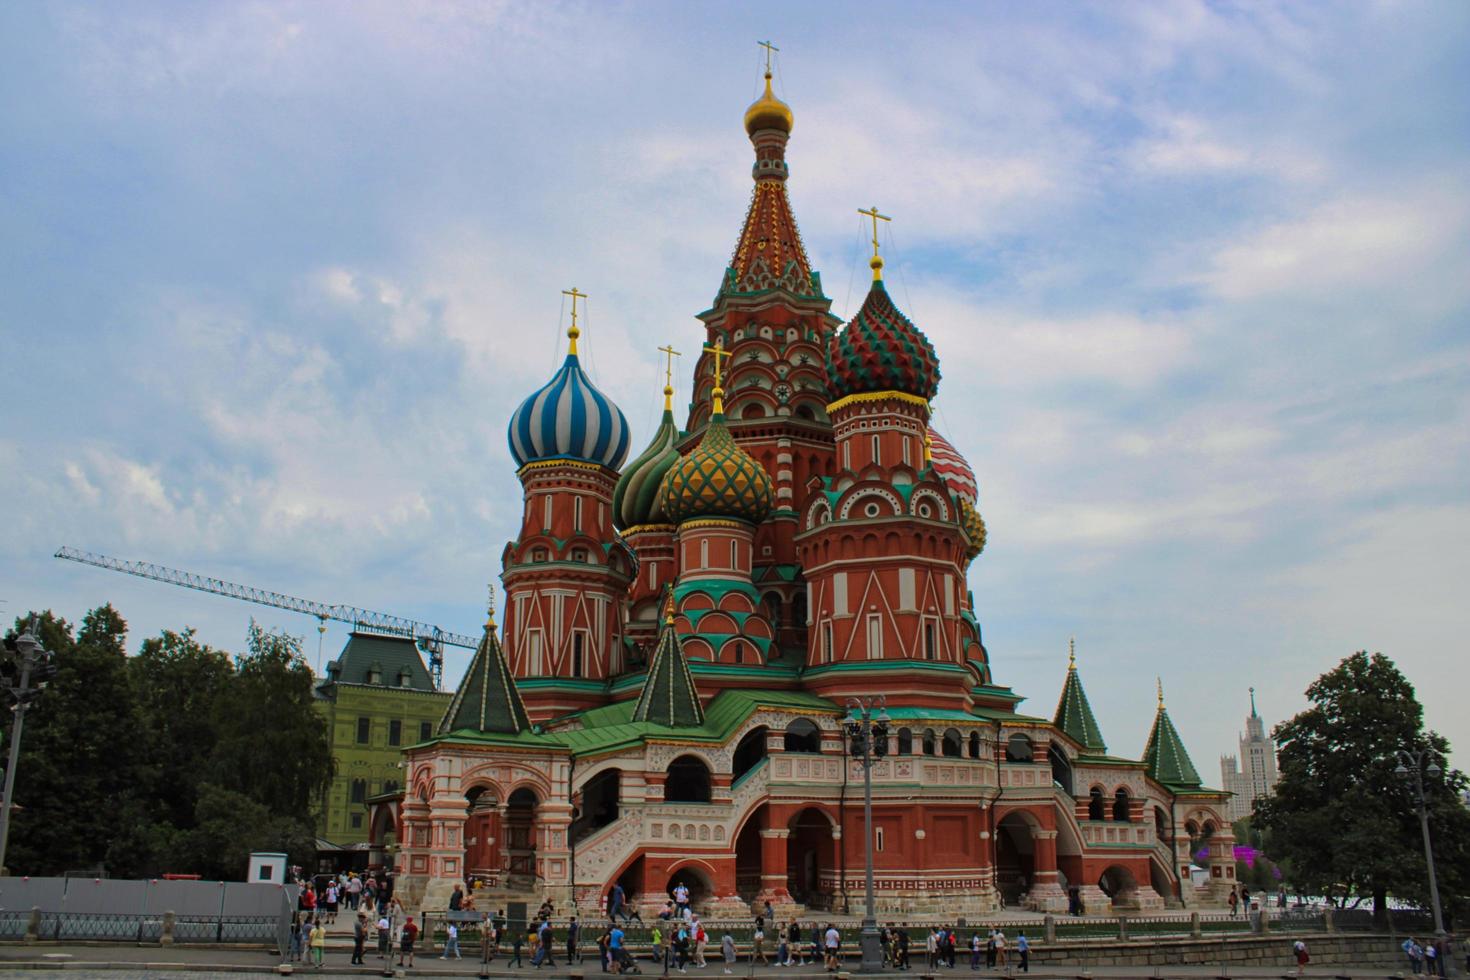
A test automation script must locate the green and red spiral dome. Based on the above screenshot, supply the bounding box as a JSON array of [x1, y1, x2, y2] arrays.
[[826, 280, 940, 402]]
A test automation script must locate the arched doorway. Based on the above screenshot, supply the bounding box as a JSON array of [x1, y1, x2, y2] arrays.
[[666, 864, 716, 912], [463, 786, 501, 877], [787, 807, 836, 909], [572, 769, 621, 843], [1149, 853, 1176, 902], [733, 806, 766, 903], [995, 813, 1037, 906], [614, 855, 647, 908], [505, 787, 539, 880], [733, 727, 768, 781], [1098, 864, 1141, 909], [666, 756, 712, 803], [1049, 745, 1074, 795]]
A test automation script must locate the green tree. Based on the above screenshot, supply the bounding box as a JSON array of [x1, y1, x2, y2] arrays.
[[1256, 652, 1470, 923], [4, 606, 145, 875]]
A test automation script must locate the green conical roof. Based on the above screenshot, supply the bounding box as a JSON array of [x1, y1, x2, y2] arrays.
[[1053, 648, 1107, 753], [1143, 685, 1201, 788], [438, 618, 530, 735], [632, 610, 705, 728]]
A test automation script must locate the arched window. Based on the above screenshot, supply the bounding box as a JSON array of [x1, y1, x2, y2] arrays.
[[897, 728, 913, 755], [784, 718, 821, 753], [941, 728, 962, 758], [968, 731, 981, 759], [1089, 787, 1106, 821], [1049, 744, 1074, 796], [350, 779, 367, 804], [1005, 733, 1034, 763], [665, 756, 712, 803], [922, 729, 937, 756], [732, 727, 769, 781], [1113, 788, 1132, 822]]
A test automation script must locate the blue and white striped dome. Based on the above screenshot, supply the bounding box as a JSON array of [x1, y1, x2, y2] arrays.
[[507, 349, 631, 470]]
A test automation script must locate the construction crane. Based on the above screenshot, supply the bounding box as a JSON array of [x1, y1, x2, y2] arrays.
[[54, 546, 478, 688]]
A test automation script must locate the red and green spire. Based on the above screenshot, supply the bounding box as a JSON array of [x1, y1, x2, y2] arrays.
[[1143, 679, 1202, 788], [1053, 638, 1106, 753]]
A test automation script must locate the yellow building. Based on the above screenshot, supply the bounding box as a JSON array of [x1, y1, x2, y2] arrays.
[[313, 631, 451, 852]]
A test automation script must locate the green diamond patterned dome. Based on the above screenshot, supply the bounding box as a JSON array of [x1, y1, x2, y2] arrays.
[[660, 412, 772, 525], [827, 280, 941, 402]]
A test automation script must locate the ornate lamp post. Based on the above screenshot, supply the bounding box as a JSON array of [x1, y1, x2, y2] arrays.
[[845, 695, 889, 973], [1393, 749, 1445, 936], [1, 618, 58, 873]]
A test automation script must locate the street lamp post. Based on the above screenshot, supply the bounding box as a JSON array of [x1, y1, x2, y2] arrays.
[[0, 618, 57, 874], [845, 695, 889, 973], [1394, 748, 1445, 937]]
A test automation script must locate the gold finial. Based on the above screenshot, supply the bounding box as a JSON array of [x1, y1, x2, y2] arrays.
[[1157, 677, 1165, 709], [663, 587, 676, 626], [486, 583, 497, 629], [745, 41, 793, 136], [858, 205, 892, 281], [703, 337, 733, 416], [562, 287, 587, 355], [658, 343, 682, 412], [1069, 636, 1076, 670], [923, 431, 933, 464]]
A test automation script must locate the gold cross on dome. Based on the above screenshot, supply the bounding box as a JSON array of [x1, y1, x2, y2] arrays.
[[758, 40, 779, 74], [562, 287, 586, 353], [702, 338, 733, 415], [657, 343, 682, 410], [858, 205, 891, 281]]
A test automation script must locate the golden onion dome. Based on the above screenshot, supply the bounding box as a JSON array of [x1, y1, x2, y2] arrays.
[[959, 497, 987, 562], [744, 71, 794, 136], [660, 406, 773, 526]]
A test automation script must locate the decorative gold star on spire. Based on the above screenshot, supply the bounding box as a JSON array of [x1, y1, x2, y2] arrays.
[[562, 287, 586, 355], [703, 337, 733, 416], [658, 343, 682, 412], [858, 205, 891, 281]]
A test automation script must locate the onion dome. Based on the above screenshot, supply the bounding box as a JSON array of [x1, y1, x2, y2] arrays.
[[613, 389, 682, 531], [507, 320, 630, 471], [744, 71, 794, 136], [826, 280, 940, 402], [928, 428, 978, 504], [958, 497, 987, 561], [661, 392, 772, 526]]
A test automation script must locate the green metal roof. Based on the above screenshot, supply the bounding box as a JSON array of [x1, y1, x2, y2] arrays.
[[633, 620, 705, 728], [1053, 663, 1108, 754], [1142, 705, 1202, 789], [437, 622, 530, 736], [321, 631, 436, 692]]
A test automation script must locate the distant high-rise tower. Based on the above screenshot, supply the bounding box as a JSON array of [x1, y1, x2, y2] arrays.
[[1220, 688, 1279, 821]]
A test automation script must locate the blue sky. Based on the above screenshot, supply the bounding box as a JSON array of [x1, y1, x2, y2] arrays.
[[3, 1, 1467, 772]]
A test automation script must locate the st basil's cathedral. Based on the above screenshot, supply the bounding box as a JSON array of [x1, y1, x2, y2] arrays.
[[390, 64, 1237, 918]]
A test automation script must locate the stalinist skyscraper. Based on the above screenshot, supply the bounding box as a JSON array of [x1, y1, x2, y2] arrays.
[[1221, 688, 1280, 821]]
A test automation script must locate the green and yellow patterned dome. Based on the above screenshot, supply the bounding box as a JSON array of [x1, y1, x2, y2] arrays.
[[661, 400, 772, 526]]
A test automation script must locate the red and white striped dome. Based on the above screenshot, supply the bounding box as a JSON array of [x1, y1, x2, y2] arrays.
[[928, 428, 978, 505]]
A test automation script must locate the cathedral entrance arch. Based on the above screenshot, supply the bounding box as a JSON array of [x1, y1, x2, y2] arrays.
[[733, 804, 767, 903], [787, 807, 836, 909], [665, 863, 716, 911], [995, 812, 1038, 906], [464, 786, 501, 878], [505, 787, 539, 881], [1098, 864, 1140, 909]]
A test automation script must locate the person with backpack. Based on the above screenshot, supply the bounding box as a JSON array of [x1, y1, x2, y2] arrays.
[[398, 915, 418, 968], [1293, 939, 1310, 978]]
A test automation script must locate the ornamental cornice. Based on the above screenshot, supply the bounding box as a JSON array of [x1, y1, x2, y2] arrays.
[[826, 390, 931, 414], [678, 518, 750, 532], [621, 523, 677, 537]]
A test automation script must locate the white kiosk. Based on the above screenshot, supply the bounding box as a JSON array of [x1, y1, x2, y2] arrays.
[[247, 851, 288, 884]]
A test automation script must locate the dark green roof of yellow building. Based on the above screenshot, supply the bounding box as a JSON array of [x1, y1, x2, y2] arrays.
[[319, 631, 436, 694]]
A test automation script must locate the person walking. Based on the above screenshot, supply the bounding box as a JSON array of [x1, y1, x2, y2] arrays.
[[674, 921, 691, 974], [994, 929, 1008, 969], [536, 918, 558, 968], [352, 912, 368, 965], [568, 915, 582, 964], [398, 916, 418, 968], [788, 921, 804, 966], [1293, 939, 1309, 978], [443, 921, 462, 959], [824, 923, 841, 973], [1228, 888, 1239, 917], [968, 932, 981, 970], [376, 913, 392, 960], [287, 914, 303, 963], [1016, 932, 1030, 973], [897, 928, 911, 971], [985, 930, 996, 970], [753, 918, 769, 965], [608, 923, 626, 974], [510, 926, 524, 968], [722, 931, 737, 975], [308, 919, 326, 970], [694, 916, 708, 967], [926, 929, 938, 971], [610, 882, 628, 923]]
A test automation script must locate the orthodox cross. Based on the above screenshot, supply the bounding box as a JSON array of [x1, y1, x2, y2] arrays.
[[486, 582, 496, 628], [758, 40, 779, 74], [1157, 677, 1165, 709], [562, 287, 586, 352], [858, 205, 891, 280], [1069, 636, 1076, 669], [658, 343, 682, 410], [703, 337, 733, 414]]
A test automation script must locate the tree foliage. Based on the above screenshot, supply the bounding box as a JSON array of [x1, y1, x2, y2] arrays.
[[3, 608, 332, 879], [1255, 651, 1470, 923]]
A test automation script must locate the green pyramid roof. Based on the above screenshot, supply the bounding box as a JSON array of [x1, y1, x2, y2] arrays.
[[1143, 697, 1202, 789], [438, 619, 530, 735], [632, 615, 705, 728], [1053, 659, 1107, 754]]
